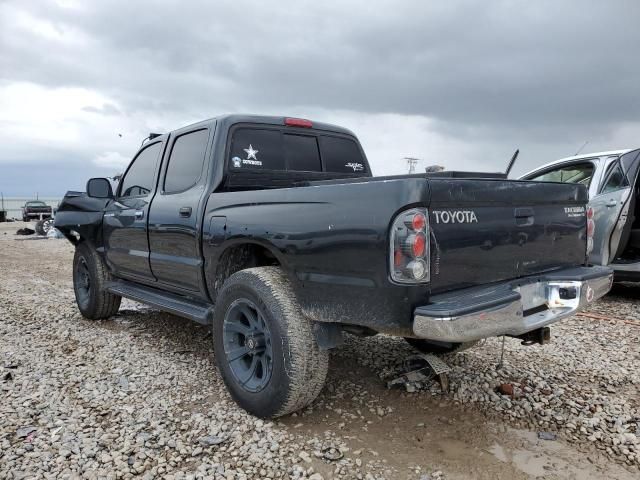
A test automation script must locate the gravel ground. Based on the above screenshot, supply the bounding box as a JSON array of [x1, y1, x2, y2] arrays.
[[1, 223, 638, 479]]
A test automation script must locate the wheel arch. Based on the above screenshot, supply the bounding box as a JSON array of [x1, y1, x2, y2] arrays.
[[207, 240, 288, 300]]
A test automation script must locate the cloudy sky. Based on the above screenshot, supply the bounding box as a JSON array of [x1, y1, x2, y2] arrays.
[[1, 0, 639, 196]]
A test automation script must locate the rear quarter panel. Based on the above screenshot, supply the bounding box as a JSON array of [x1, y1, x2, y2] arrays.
[[202, 177, 431, 335]]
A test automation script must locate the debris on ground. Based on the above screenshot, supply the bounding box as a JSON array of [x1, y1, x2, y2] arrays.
[[15, 228, 34, 235], [496, 383, 514, 396], [537, 431, 558, 441], [321, 446, 344, 461], [197, 435, 227, 446], [385, 354, 451, 393], [46, 228, 64, 239], [16, 426, 37, 438]]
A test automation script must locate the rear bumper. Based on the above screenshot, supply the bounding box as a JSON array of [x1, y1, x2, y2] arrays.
[[412, 266, 613, 343]]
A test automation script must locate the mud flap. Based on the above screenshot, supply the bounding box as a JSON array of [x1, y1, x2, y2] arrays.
[[313, 322, 344, 350]]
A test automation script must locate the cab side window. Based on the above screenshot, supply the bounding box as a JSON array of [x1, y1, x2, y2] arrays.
[[164, 129, 209, 193], [600, 161, 629, 194], [119, 142, 162, 198]]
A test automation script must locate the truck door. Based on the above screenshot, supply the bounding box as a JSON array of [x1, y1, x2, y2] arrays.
[[589, 158, 632, 265], [148, 127, 211, 294], [103, 140, 164, 281]]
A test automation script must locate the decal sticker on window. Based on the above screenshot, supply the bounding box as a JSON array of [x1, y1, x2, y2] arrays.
[[231, 144, 263, 168], [240, 144, 262, 166], [345, 162, 364, 172]]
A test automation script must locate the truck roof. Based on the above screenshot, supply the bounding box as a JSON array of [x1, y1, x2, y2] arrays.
[[173, 114, 357, 137]]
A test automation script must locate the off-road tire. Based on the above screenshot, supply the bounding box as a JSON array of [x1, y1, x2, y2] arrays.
[[404, 338, 479, 354], [212, 267, 328, 418], [35, 219, 46, 236], [73, 242, 121, 319]]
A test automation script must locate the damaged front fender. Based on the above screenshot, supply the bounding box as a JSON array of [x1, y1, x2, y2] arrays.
[[54, 191, 111, 247]]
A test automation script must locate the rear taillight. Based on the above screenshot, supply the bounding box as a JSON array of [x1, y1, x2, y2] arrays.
[[390, 208, 430, 283], [586, 206, 595, 254]]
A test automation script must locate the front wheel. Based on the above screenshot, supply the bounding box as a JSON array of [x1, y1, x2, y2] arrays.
[[212, 267, 328, 418], [73, 243, 121, 319]]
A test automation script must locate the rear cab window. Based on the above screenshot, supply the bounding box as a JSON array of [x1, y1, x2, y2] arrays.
[[228, 126, 367, 174], [319, 135, 366, 173]]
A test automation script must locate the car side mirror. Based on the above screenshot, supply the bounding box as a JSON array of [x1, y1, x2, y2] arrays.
[[86, 178, 114, 199]]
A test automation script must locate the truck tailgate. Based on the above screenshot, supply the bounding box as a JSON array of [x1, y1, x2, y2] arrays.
[[427, 179, 588, 293]]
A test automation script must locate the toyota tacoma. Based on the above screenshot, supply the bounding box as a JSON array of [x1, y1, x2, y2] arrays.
[[55, 114, 613, 418]]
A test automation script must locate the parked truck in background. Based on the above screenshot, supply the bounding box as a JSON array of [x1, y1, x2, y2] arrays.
[[22, 200, 53, 222], [55, 114, 613, 418], [22, 200, 55, 235]]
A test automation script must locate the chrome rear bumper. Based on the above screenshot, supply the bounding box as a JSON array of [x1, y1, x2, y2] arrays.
[[412, 266, 613, 343]]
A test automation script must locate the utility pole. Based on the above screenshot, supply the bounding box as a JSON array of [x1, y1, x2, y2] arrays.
[[404, 157, 420, 174]]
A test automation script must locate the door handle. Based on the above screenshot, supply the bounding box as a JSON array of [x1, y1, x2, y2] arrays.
[[179, 207, 192, 218], [606, 199, 618, 208], [135, 210, 144, 220]]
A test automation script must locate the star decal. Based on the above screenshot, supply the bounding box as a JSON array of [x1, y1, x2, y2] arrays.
[[244, 144, 259, 160]]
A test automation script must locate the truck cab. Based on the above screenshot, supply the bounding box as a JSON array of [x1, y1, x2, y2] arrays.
[[100, 115, 370, 296]]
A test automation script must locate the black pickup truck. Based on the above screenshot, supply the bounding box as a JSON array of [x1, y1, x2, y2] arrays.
[[55, 114, 613, 418], [22, 200, 53, 222]]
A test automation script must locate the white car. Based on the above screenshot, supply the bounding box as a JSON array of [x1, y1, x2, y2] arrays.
[[521, 149, 640, 281]]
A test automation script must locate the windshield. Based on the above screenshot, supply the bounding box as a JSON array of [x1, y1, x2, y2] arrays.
[[26, 201, 47, 206], [527, 162, 595, 187]]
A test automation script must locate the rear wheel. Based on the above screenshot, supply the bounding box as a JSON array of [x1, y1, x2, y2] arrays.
[[212, 267, 328, 418], [73, 243, 121, 319], [404, 338, 478, 354]]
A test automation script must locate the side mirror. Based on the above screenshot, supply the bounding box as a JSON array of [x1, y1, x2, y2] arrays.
[[86, 178, 114, 199]]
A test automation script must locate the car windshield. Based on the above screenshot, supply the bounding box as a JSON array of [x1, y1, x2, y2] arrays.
[[26, 201, 47, 206], [528, 162, 594, 187]]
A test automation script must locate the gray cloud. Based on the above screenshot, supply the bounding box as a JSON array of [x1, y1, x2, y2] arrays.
[[0, 0, 639, 194], [81, 103, 121, 115]]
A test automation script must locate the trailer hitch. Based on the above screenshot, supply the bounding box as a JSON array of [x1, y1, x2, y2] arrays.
[[509, 327, 551, 346]]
